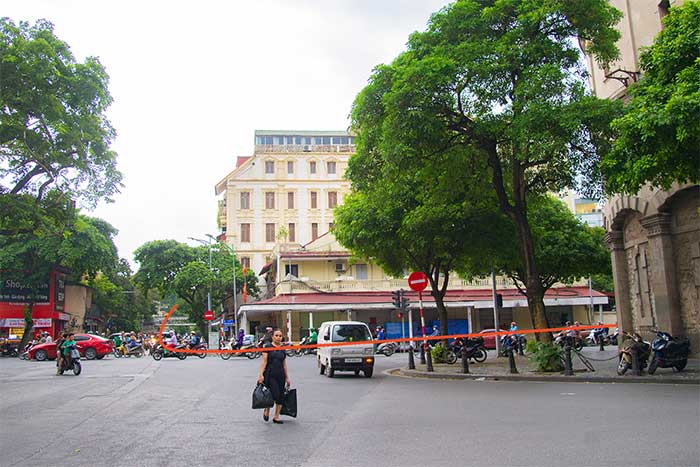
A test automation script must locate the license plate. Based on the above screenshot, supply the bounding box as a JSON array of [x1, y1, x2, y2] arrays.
[[345, 358, 362, 363]]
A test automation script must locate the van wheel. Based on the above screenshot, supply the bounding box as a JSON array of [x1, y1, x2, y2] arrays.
[[319, 363, 325, 375], [354, 370, 360, 376], [326, 366, 334, 378], [364, 368, 373, 378]]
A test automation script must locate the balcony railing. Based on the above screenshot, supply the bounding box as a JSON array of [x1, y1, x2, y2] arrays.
[[255, 144, 355, 154]]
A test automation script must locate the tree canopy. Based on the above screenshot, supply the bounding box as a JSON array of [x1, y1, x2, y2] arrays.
[[0, 18, 122, 207], [601, 1, 700, 193], [348, 0, 623, 338]]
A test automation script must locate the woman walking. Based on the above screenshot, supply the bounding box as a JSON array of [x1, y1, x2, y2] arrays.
[[257, 328, 290, 424]]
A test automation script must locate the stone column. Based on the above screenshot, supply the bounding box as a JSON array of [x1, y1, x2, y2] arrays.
[[640, 213, 684, 335], [604, 230, 634, 335]]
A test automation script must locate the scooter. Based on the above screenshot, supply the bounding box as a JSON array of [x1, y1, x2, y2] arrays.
[[58, 344, 82, 376], [604, 328, 619, 346], [500, 334, 527, 356], [554, 332, 584, 351], [376, 341, 398, 357], [648, 330, 690, 374], [151, 343, 188, 361], [189, 342, 208, 359], [617, 332, 651, 375]]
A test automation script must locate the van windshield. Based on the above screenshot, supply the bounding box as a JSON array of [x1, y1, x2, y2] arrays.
[[332, 325, 371, 343]]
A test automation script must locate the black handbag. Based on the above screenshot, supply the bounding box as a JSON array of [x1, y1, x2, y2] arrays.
[[280, 388, 297, 417], [252, 383, 274, 409]]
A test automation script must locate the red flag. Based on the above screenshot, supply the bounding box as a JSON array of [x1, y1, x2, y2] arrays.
[[242, 265, 248, 303]]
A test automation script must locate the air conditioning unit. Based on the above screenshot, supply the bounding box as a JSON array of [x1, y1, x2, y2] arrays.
[[303, 145, 312, 152], [335, 263, 346, 273]]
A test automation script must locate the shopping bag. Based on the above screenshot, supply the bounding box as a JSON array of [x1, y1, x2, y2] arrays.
[[280, 388, 297, 417], [252, 383, 274, 409]]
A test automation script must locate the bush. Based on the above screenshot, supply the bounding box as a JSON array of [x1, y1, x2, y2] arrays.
[[526, 340, 564, 372], [430, 342, 451, 363]]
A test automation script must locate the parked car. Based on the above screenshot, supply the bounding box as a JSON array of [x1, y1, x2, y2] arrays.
[[27, 334, 113, 361], [478, 329, 508, 349]]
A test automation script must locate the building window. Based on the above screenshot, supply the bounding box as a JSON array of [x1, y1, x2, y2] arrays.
[[240, 192, 250, 210], [265, 192, 275, 209], [277, 136, 285, 145], [304, 137, 311, 145], [287, 161, 294, 174], [265, 223, 275, 242], [240, 224, 250, 243], [328, 191, 337, 209], [322, 136, 331, 144], [314, 137, 323, 144], [311, 223, 319, 240], [240, 257, 250, 268], [294, 136, 302, 144], [257, 136, 273, 145], [355, 264, 368, 280], [327, 161, 336, 174], [288, 223, 296, 242], [309, 161, 317, 174], [284, 264, 299, 277], [310, 191, 318, 209], [265, 160, 274, 174], [287, 192, 294, 209]]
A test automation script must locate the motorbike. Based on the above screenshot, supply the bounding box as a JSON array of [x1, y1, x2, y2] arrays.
[[554, 332, 584, 351], [648, 330, 690, 374], [59, 344, 82, 376], [604, 328, 619, 346], [448, 337, 488, 364], [113, 342, 144, 358], [20, 341, 37, 360], [189, 341, 208, 359], [376, 341, 398, 357], [500, 334, 527, 356], [617, 332, 651, 375], [0, 341, 19, 358], [151, 342, 188, 361], [587, 328, 608, 346]]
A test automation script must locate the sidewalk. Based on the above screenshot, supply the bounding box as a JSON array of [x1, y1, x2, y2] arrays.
[[392, 347, 700, 384]]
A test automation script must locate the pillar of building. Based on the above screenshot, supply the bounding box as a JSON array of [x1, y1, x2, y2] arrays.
[[604, 230, 634, 335], [640, 213, 684, 335]]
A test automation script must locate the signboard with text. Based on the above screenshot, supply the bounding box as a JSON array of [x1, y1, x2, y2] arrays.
[[0, 277, 50, 304]]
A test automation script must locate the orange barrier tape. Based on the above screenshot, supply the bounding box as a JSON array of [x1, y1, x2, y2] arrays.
[[157, 304, 617, 355]]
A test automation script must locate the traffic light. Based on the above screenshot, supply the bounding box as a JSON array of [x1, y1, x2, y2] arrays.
[[397, 312, 403, 319], [391, 290, 401, 309], [401, 295, 410, 312]]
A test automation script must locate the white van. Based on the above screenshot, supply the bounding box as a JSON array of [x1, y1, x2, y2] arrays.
[[317, 321, 375, 378]]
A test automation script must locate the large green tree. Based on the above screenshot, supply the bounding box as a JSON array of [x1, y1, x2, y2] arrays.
[[0, 18, 122, 207], [601, 1, 700, 193], [349, 0, 622, 340], [336, 150, 509, 336], [134, 240, 258, 337]]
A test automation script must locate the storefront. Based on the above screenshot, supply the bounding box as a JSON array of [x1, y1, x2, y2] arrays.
[[0, 269, 68, 340]]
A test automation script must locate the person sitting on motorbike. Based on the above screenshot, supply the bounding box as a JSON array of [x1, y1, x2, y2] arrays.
[[236, 328, 245, 349], [260, 327, 273, 347], [166, 330, 178, 348], [61, 332, 76, 371], [309, 328, 318, 345], [189, 331, 200, 348], [592, 321, 607, 343]]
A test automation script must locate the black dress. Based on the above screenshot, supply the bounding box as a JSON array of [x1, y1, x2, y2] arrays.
[[263, 345, 286, 404]]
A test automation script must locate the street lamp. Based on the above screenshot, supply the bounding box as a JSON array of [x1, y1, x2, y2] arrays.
[[206, 234, 238, 335]]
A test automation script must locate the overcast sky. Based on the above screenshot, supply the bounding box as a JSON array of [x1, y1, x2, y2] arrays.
[[4, 0, 451, 269]]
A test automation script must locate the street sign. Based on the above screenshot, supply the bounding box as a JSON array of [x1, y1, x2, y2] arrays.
[[203, 310, 214, 321], [222, 319, 234, 326], [408, 271, 429, 292]]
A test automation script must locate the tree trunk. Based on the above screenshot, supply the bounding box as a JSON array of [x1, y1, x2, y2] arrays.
[[435, 296, 449, 344], [16, 304, 35, 357]]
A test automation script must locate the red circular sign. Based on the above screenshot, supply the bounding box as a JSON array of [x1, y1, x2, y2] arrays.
[[408, 271, 429, 292], [203, 310, 214, 321]]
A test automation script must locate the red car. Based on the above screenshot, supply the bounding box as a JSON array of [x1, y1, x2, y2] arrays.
[[479, 329, 508, 349], [27, 334, 113, 361]]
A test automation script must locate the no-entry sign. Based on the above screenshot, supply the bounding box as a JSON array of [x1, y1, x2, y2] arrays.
[[408, 271, 429, 292], [203, 310, 214, 321]]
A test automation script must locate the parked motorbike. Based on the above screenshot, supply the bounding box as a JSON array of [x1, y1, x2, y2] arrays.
[[617, 332, 651, 375], [648, 330, 690, 374], [587, 328, 609, 346], [0, 341, 19, 357], [604, 328, 619, 346], [500, 334, 527, 356], [448, 337, 488, 364], [376, 341, 398, 357], [554, 332, 584, 351], [59, 344, 82, 376], [151, 343, 188, 361]]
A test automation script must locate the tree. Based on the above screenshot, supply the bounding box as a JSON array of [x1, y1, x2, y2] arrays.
[[349, 0, 623, 340], [133, 240, 259, 337], [0, 18, 122, 207], [0, 192, 120, 350], [601, 1, 700, 194], [336, 148, 510, 337], [495, 196, 611, 294]]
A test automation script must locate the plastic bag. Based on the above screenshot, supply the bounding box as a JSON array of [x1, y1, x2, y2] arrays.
[[252, 383, 274, 409], [280, 388, 297, 417]]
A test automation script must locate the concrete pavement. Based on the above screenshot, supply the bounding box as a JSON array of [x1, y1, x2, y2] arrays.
[[1, 353, 698, 467]]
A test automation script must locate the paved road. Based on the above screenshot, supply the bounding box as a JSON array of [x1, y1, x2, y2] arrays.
[[1, 353, 698, 467]]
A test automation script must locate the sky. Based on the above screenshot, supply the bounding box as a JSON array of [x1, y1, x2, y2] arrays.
[[4, 0, 452, 269]]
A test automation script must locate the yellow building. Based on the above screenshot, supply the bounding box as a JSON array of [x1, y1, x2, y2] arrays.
[[214, 130, 354, 282]]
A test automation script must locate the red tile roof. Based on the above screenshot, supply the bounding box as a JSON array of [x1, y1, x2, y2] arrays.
[[236, 156, 251, 168]]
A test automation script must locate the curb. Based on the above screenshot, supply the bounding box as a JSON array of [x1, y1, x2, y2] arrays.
[[389, 368, 700, 385]]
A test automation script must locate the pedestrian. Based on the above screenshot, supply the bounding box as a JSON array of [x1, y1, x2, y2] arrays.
[[257, 328, 291, 424]]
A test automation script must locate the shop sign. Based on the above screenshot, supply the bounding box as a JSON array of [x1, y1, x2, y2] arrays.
[[0, 277, 50, 304], [54, 273, 66, 311], [9, 328, 24, 337], [0, 318, 52, 328]]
